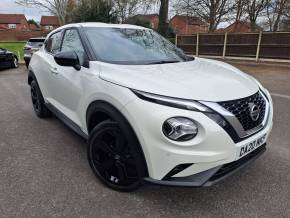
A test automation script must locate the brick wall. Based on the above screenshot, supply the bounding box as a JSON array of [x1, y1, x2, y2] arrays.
[[0, 30, 46, 41]]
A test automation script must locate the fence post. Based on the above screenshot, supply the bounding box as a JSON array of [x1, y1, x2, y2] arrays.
[[223, 32, 228, 59], [175, 34, 178, 46], [256, 31, 262, 62], [196, 33, 199, 56]]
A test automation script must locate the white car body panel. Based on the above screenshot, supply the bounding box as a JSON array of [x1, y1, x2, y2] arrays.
[[99, 57, 259, 101]]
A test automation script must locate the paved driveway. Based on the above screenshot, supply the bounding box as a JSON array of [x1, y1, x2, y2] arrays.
[[0, 64, 289, 218]]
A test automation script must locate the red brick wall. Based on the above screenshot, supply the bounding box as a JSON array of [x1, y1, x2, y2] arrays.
[[0, 18, 29, 30], [0, 30, 45, 41]]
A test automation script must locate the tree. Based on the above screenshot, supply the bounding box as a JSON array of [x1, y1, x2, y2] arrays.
[[245, 0, 269, 31], [113, 0, 153, 23], [266, 0, 290, 31], [67, 0, 117, 23], [15, 0, 68, 25], [27, 19, 39, 27], [234, 0, 247, 21], [158, 0, 169, 36], [173, 0, 235, 32]]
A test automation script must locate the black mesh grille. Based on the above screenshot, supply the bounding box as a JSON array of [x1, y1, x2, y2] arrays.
[[219, 92, 266, 131]]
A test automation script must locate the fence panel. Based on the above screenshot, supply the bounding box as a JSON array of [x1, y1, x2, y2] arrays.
[[177, 35, 197, 54], [199, 34, 224, 56], [226, 33, 259, 58], [176, 32, 290, 61], [259, 32, 290, 59]]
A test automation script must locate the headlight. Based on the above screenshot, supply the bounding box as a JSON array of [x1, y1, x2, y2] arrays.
[[132, 90, 212, 112], [162, 117, 198, 141]]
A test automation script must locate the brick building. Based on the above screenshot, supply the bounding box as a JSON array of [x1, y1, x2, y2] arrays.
[[0, 14, 29, 30], [221, 21, 263, 33], [170, 15, 208, 35], [40, 16, 60, 32]]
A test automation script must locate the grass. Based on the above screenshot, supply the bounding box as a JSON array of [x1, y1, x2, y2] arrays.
[[0, 41, 26, 61]]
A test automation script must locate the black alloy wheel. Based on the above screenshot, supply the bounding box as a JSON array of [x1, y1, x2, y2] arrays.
[[88, 120, 144, 191], [31, 82, 41, 113], [30, 80, 51, 118]]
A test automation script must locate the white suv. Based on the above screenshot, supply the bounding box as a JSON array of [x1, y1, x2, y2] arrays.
[[28, 23, 273, 191]]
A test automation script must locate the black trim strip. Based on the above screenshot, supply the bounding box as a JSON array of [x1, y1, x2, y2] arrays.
[[45, 102, 88, 140]]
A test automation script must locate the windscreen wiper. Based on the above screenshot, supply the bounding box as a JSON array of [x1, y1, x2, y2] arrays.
[[146, 60, 181, 65]]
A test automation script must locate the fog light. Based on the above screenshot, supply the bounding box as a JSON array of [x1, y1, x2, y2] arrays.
[[162, 117, 198, 141]]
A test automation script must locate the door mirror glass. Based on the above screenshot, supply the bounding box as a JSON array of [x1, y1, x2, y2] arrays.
[[54, 51, 81, 70]]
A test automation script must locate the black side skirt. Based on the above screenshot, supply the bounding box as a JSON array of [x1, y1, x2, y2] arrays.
[[45, 102, 88, 140]]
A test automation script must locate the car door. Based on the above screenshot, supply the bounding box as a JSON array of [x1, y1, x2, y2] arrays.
[[39, 31, 63, 103], [48, 28, 89, 127]]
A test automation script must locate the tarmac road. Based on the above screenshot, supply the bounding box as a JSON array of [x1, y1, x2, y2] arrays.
[[0, 63, 289, 218]]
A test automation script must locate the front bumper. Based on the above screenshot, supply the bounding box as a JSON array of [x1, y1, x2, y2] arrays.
[[144, 143, 266, 187]]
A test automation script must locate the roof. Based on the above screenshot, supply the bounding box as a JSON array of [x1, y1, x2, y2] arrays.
[[0, 14, 27, 24], [40, 16, 60, 26], [171, 15, 208, 26], [224, 21, 262, 32], [48, 23, 147, 37]]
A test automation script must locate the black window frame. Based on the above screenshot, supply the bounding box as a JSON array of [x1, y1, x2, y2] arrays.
[[60, 27, 90, 68], [44, 30, 64, 55]]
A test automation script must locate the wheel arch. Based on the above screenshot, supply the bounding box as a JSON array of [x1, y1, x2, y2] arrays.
[[86, 100, 149, 177], [28, 70, 36, 86]]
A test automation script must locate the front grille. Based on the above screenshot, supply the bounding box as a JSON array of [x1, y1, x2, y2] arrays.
[[219, 92, 266, 131]]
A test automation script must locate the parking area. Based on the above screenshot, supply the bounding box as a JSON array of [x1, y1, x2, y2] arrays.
[[0, 63, 289, 217]]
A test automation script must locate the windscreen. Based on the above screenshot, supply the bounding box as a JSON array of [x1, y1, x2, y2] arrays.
[[85, 27, 191, 65]]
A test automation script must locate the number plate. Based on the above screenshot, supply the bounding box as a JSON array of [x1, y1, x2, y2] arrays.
[[238, 134, 267, 158]]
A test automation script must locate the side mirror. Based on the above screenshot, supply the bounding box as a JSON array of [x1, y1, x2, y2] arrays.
[[54, 51, 81, 70]]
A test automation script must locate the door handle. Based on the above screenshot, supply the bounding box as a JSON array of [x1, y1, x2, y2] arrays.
[[50, 67, 58, 75]]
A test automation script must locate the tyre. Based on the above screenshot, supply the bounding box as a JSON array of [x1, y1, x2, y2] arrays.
[[88, 120, 146, 191], [30, 80, 51, 118], [11, 56, 18, 68], [25, 60, 29, 68]]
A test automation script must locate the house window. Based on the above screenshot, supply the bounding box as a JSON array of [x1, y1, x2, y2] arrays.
[[45, 26, 54, 30], [8, 24, 16, 29]]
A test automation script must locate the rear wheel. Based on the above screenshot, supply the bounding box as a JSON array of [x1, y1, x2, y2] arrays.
[[88, 120, 145, 191], [30, 80, 51, 118]]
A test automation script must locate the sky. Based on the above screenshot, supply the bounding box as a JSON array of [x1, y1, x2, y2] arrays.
[[0, 0, 49, 22]]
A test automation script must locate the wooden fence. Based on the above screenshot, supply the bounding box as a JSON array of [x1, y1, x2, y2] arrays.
[[176, 32, 290, 62]]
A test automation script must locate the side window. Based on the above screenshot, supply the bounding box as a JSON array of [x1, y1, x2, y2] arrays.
[[61, 29, 85, 65], [45, 31, 62, 54]]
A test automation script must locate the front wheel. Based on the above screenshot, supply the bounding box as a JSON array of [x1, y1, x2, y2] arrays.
[[88, 120, 145, 191], [12, 57, 18, 68]]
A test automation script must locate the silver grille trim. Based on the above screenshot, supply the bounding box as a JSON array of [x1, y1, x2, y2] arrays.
[[200, 91, 270, 139]]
